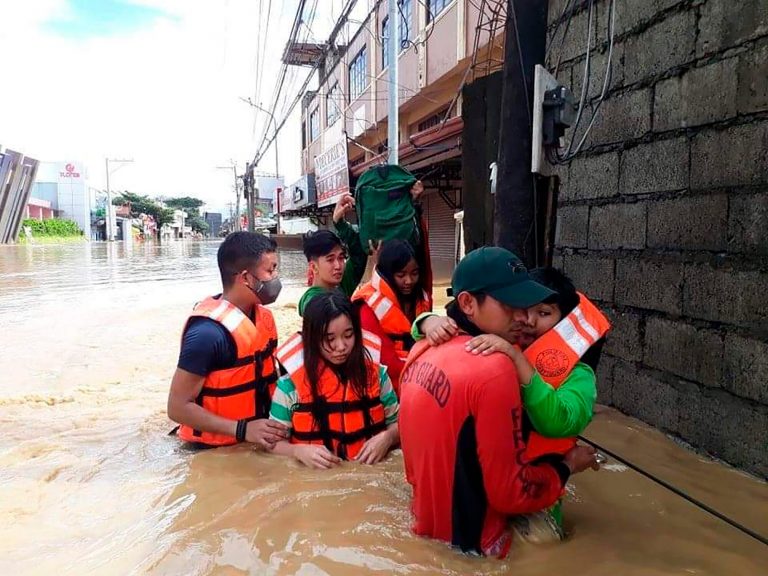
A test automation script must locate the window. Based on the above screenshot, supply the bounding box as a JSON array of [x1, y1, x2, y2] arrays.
[[400, 0, 412, 44], [309, 108, 320, 142], [382, 1, 412, 69], [301, 121, 307, 149], [348, 47, 367, 101], [427, 0, 450, 23], [326, 83, 341, 126], [382, 17, 390, 69], [417, 107, 451, 132]]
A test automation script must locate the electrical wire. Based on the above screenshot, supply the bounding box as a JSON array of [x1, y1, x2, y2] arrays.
[[565, 0, 613, 157], [562, 0, 594, 151], [251, 0, 363, 167], [439, 0, 506, 128], [414, 0, 439, 47], [256, 0, 273, 104], [553, 0, 581, 77], [251, 0, 265, 139], [253, 0, 306, 152], [545, 0, 576, 61], [549, 0, 615, 164]]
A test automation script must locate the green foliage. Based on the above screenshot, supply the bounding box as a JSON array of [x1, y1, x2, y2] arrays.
[[22, 218, 82, 237], [164, 196, 204, 211], [113, 191, 174, 230], [165, 195, 208, 233], [186, 214, 210, 234], [111, 191, 210, 236]]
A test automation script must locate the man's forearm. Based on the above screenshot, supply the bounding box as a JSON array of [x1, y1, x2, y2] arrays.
[[169, 401, 238, 437]]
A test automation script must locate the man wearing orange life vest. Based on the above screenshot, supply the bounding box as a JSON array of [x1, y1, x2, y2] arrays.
[[167, 232, 289, 449], [399, 247, 600, 557], [352, 239, 432, 391]]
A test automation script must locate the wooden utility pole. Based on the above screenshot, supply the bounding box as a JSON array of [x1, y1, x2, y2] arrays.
[[494, 0, 548, 265]]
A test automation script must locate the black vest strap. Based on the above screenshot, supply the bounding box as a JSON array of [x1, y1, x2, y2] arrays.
[[292, 395, 385, 457], [387, 331, 416, 351], [199, 369, 277, 398], [232, 338, 278, 368]]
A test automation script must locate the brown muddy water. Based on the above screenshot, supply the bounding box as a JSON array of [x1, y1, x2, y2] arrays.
[[1, 241, 766, 575]]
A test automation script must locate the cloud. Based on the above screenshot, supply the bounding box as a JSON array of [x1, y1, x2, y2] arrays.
[[0, 0, 324, 215], [43, 0, 177, 38]]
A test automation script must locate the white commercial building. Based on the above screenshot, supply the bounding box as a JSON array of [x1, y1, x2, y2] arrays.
[[29, 161, 91, 235]]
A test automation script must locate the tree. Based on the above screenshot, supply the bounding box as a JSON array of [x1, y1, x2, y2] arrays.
[[113, 191, 174, 239], [165, 196, 209, 234], [163, 196, 204, 211]]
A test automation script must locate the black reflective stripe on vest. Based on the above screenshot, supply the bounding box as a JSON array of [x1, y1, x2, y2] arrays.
[[292, 395, 386, 457]]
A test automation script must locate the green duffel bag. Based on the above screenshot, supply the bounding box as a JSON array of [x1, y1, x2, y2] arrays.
[[354, 164, 419, 250]]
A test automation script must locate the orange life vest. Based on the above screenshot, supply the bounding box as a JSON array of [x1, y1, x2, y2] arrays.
[[523, 293, 611, 461], [276, 332, 387, 460], [177, 296, 278, 447], [351, 270, 432, 360]]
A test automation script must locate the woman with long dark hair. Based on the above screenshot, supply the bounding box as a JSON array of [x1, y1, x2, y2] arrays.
[[269, 291, 400, 468], [351, 240, 432, 393]]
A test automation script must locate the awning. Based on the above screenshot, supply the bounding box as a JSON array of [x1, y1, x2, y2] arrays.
[[350, 116, 463, 177]]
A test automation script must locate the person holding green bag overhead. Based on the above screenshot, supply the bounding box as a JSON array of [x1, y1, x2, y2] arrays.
[[300, 164, 432, 314]]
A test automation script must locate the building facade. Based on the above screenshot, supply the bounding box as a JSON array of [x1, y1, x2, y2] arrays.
[[284, 0, 507, 278], [204, 212, 223, 237], [29, 161, 91, 235]]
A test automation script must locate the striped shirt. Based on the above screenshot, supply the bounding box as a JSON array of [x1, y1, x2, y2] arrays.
[[270, 365, 400, 429]]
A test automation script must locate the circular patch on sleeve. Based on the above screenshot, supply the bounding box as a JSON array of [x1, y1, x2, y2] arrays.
[[535, 349, 570, 378]]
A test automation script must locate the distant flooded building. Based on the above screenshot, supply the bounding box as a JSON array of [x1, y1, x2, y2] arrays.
[[29, 161, 91, 236], [204, 212, 222, 237]]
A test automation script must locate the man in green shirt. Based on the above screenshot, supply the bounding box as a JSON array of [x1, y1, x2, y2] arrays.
[[297, 195, 369, 316], [299, 178, 425, 315]]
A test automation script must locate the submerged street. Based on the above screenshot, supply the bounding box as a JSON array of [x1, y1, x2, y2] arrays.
[[0, 241, 765, 575]]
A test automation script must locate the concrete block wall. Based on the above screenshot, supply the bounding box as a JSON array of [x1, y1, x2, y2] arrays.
[[548, 0, 768, 477]]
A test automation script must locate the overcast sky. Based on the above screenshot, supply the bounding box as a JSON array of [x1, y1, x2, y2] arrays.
[[0, 0, 350, 214]]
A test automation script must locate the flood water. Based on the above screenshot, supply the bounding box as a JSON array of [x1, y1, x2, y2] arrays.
[[1, 240, 766, 575]]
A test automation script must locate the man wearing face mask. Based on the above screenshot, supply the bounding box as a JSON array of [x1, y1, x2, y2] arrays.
[[167, 232, 290, 449]]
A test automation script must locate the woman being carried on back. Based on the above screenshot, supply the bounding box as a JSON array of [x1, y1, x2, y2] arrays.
[[269, 290, 400, 469], [351, 239, 433, 393]]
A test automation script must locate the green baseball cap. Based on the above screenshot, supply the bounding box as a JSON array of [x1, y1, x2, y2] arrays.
[[450, 247, 556, 308]]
